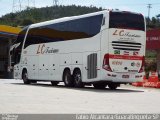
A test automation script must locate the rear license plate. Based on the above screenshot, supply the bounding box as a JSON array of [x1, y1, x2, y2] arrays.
[[122, 75, 129, 78]]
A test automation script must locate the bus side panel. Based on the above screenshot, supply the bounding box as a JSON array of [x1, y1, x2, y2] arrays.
[[100, 29, 110, 81], [49, 54, 61, 81], [82, 51, 101, 82], [21, 44, 39, 80], [24, 55, 39, 80], [38, 54, 49, 80], [59, 53, 72, 80], [71, 52, 83, 75], [81, 34, 101, 82]]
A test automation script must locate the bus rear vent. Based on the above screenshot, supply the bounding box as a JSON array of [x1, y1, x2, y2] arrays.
[[112, 41, 141, 51]]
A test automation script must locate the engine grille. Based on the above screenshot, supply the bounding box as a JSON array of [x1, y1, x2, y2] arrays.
[[87, 53, 97, 79]]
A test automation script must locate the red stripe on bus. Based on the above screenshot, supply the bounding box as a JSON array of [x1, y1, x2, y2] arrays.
[[109, 54, 143, 60]]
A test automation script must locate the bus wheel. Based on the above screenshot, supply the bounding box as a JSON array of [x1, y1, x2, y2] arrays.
[[108, 83, 119, 90], [73, 69, 84, 88], [22, 70, 30, 84], [51, 81, 59, 86], [93, 83, 107, 89], [63, 69, 74, 87]]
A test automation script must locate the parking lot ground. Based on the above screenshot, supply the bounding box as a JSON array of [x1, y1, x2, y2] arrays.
[[0, 79, 160, 114]]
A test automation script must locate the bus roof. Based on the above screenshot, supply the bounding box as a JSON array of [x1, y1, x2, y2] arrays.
[[29, 10, 143, 29]]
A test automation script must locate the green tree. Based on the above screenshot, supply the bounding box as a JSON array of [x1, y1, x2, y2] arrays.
[[0, 5, 102, 27], [20, 19, 34, 26]]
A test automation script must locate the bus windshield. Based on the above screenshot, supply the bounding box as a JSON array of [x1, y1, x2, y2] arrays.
[[109, 11, 145, 31], [12, 27, 28, 65]]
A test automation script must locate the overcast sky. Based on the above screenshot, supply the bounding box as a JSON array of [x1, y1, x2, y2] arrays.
[[0, 0, 160, 18]]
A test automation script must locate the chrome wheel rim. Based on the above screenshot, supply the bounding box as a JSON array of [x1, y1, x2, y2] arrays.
[[75, 73, 81, 83]]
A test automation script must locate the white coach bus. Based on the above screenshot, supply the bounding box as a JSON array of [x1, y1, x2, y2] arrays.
[[12, 10, 146, 89]]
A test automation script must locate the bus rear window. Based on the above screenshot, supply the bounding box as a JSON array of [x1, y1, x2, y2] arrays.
[[109, 12, 145, 31]]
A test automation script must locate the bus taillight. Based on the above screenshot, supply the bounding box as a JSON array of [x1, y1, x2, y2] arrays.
[[103, 54, 112, 72], [138, 56, 145, 73]]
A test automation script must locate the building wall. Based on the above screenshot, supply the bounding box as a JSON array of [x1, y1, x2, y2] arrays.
[[0, 25, 21, 78], [0, 39, 9, 78], [146, 29, 160, 50], [147, 29, 160, 74]]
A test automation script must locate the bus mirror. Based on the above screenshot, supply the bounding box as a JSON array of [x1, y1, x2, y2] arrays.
[[10, 51, 13, 56], [10, 48, 15, 56]]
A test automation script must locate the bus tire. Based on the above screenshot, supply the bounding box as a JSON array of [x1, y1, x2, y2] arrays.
[[93, 83, 107, 89], [22, 70, 30, 84], [51, 81, 59, 86], [63, 69, 74, 87], [108, 83, 118, 90], [31, 80, 37, 83], [73, 69, 84, 88]]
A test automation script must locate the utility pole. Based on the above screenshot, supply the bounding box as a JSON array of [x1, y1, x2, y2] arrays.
[[53, 0, 59, 6], [27, 0, 29, 7], [12, 0, 22, 12], [12, 0, 35, 13], [147, 4, 152, 20], [19, 0, 22, 11]]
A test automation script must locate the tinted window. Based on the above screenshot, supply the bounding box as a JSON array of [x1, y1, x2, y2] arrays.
[[109, 12, 145, 31], [24, 14, 103, 48]]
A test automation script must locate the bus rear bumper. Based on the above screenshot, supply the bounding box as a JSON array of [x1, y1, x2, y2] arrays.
[[101, 71, 144, 83]]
